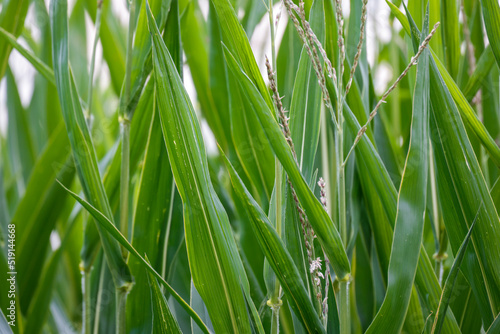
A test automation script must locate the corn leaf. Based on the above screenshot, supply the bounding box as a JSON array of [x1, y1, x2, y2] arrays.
[[366, 13, 430, 333], [222, 46, 351, 280], [84, 0, 126, 94], [481, 0, 500, 69], [440, 0, 460, 78], [209, 0, 273, 109], [58, 181, 211, 333], [23, 218, 78, 334], [462, 46, 495, 101], [50, 0, 132, 289], [387, 0, 500, 169], [222, 148, 325, 333], [431, 208, 479, 334], [147, 4, 258, 332], [341, 71, 461, 334], [487, 312, 500, 334], [147, 265, 183, 334], [0, 27, 56, 85], [289, 0, 323, 183], [0, 0, 30, 78], [405, 7, 500, 320]]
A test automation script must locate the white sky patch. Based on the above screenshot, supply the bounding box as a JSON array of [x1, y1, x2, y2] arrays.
[[0, 0, 395, 141], [50, 230, 61, 251]]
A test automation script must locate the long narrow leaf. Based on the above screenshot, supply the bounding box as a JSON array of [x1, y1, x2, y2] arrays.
[[222, 45, 351, 280], [481, 0, 500, 68], [147, 264, 183, 334], [50, 0, 132, 289], [431, 206, 480, 334], [366, 13, 430, 333], [222, 148, 325, 334], [58, 182, 211, 334], [405, 7, 500, 318], [147, 4, 257, 332], [0, 27, 56, 85]]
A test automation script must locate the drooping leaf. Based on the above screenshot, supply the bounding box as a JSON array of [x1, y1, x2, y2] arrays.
[[405, 6, 500, 320]]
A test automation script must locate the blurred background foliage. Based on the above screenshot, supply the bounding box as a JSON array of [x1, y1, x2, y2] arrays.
[[0, 0, 499, 332]]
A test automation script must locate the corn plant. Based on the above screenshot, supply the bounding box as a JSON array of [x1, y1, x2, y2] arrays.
[[1, 0, 500, 332]]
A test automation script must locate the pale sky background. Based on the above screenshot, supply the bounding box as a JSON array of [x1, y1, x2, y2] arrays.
[[0, 0, 394, 148]]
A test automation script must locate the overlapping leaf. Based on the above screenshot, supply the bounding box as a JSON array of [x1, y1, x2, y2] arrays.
[[147, 4, 257, 332], [50, 0, 132, 289], [223, 46, 351, 280], [222, 149, 325, 333], [366, 14, 430, 333]]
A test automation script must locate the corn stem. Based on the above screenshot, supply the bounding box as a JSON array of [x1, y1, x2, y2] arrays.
[[268, 3, 283, 330]]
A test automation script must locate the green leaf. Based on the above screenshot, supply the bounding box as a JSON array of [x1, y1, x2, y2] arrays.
[[487, 312, 500, 334], [5, 69, 36, 189], [366, 13, 430, 333], [58, 181, 211, 334], [431, 206, 479, 334], [222, 46, 351, 280], [405, 7, 500, 321], [119, 0, 170, 116], [147, 261, 183, 334], [208, 0, 274, 205], [84, 0, 126, 95], [12, 123, 72, 311], [23, 216, 79, 334], [277, 22, 302, 110], [341, 70, 461, 334], [481, 0, 500, 69], [0, 27, 56, 86], [221, 148, 325, 334], [0, 0, 30, 78], [180, 0, 230, 151], [68, 0, 89, 100], [126, 111, 174, 333], [387, 0, 500, 169], [462, 46, 495, 101], [147, 4, 257, 332], [50, 0, 132, 289], [430, 52, 500, 168], [289, 0, 324, 183], [440, 0, 460, 78], [209, 0, 274, 110]]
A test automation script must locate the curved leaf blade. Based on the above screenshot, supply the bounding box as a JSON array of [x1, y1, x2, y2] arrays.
[[222, 46, 351, 280], [58, 182, 211, 334], [431, 207, 479, 334], [366, 15, 430, 333], [146, 5, 256, 333], [147, 264, 183, 334], [222, 149, 325, 334], [50, 0, 132, 289]]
